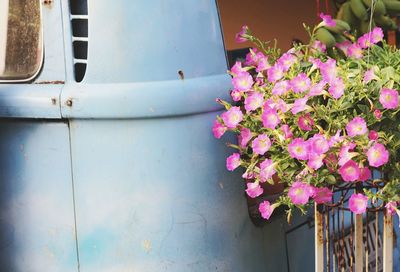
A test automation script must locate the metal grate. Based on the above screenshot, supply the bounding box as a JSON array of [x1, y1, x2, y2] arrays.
[[69, 0, 88, 82]]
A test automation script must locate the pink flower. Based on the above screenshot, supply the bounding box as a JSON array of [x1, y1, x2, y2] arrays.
[[259, 200, 276, 220], [346, 117, 368, 137], [313, 187, 333, 204], [339, 160, 361, 182], [308, 153, 325, 170], [288, 138, 309, 160], [272, 80, 290, 96], [370, 27, 384, 44], [290, 73, 311, 93], [244, 92, 264, 112], [367, 143, 389, 167], [338, 142, 357, 166], [288, 181, 314, 205], [336, 40, 352, 55], [309, 80, 326, 96], [276, 99, 291, 113], [298, 113, 314, 131], [358, 34, 371, 49], [221, 106, 243, 128], [308, 134, 330, 154], [291, 96, 309, 114], [262, 109, 280, 129], [363, 68, 377, 84], [312, 40, 326, 53], [349, 193, 368, 214], [328, 77, 345, 99], [359, 167, 371, 182], [374, 109, 382, 120], [277, 53, 296, 72], [280, 124, 293, 139], [267, 64, 284, 83], [245, 182, 263, 198], [260, 159, 276, 182], [212, 120, 226, 139], [245, 48, 259, 66], [230, 61, 245, 75], [318, 58, 337, 84], [385, 201, 398, 215], [235, 25, 249, 43], [232, 72, 254, 91], [328, 130, 344, 147], [230, 89, 242, 102], [347, 43, 363, 59], [238, 128, 252, 148], [320, 12, 336, 27], [379, 88, 399, 109], [252, 134, 271, 155], [256, 55, 270, 72], [368, 130, 378, 141], [226, 153, 241, 171]]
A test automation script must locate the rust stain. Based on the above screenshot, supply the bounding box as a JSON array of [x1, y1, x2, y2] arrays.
[[51, 98, 57, 105], [178, 70, 184, 80], [35, 80, 64, 84], [42, 0, 53, 7]]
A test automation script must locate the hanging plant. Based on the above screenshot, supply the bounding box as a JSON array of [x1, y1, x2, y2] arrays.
[[213, 15, 400, 222]]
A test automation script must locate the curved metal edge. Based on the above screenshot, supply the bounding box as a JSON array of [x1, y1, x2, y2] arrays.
[[60, 74, 232, 119]]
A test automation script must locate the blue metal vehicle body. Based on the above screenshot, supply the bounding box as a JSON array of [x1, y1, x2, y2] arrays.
[[0, 1, 397, 271]]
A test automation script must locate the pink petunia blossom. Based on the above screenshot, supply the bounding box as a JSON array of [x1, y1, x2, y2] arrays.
[[272, 80, 290, 96], [298, 113, 314, 131], [346, 117, 368, 137], [312, 40, 326, 53], [232, 72, 254, 91], [221, 106, 243, 128], [374, 109, 382, 120], [276, 99, 291, 113], [336, 40, 352, 55], [259, 200, 276, 220], [385, 201, 398, 215], [308, 153, 325, 170], [260, 159, 276, 182], [252, 134, 272, 155], [262, 108, 280, 129], [367, 143, 389, 167], [328, 77, 345, 99], [226, 153, 241, 171], [309, 80, 326, 96], [320, 12, 336, 27], [256, 55, 270, 72], [358, 34, 371, 49], [338, 142, 357, 166], [379, 88, 399, 109], [313, 187, 333, 204], [368, 130, 378, 141], [212, 120, 226, 139], [308, 134, 330, 154], [290, 73, 311, 93], [277, 53, 297, 72], [328, 130, 344, 147], [244, 92, 264, 112], [238, 128, 252, 148], [318, 58, 337, 84], [370, 27, 384, 44], [267, 64, 284, 83], [230, 89, 242, 102], [291, 96, 310, 114], [347, 43, 363, 59], [280, 124, 293, 139], [245, 182, 263, 198], [235, 25, 249, 43], [230, 61, 245, 75], [242, 171, 255, 179], [288, 138, 309, 160], [349, 193, 368, 214], [363, 68, 378, 84], [339, 160, 361, 182], [288, 181, 314, 205], [245, 48, 260, 66], [359, 167, 371, 182]]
